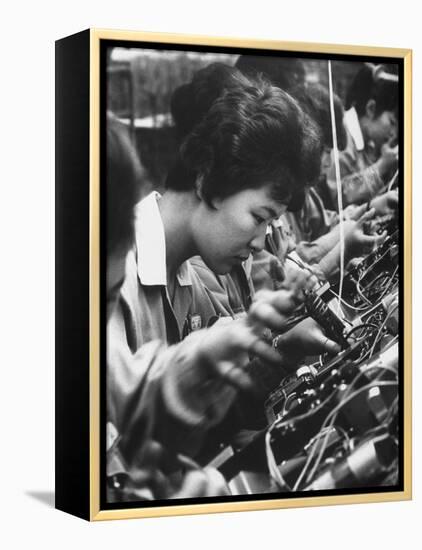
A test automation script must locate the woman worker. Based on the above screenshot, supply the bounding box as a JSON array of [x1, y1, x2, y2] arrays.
[[108, 71, 339, 466], [105, 113, 313, 500]]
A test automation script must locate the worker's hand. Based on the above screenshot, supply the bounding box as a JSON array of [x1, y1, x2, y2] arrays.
[[376, 142, 398, 181], [161, 267, 318, 427], [274, 317, 341, 368], [344, 208, 387, 257], [370, 189, 398, 216], [171, 467, 229, 498], [119, 440, 171, 501], [192, 268, 318, 380], [119, 440, 229, 500]]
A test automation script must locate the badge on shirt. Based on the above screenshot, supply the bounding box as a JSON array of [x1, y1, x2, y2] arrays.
[[189, 313, 202, 332]]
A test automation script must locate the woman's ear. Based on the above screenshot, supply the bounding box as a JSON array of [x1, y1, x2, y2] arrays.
[[210, 196, 223, 210], [195, 176, 220, 209], [365, 98, 377, 120]]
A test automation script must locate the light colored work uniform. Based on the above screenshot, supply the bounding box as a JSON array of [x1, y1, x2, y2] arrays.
[[107, 191, 238, 464], [106, 330, 237, 501], [190, 256, 253, 318], [111, 191, 234, 353]]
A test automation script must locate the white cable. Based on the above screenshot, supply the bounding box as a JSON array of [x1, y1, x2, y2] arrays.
[[368, 303, 399, 358], [265, 388, 340, 490], [294, 362, 397, 490], [292, 427, 337, 491], [387, 169, 399, 191], [329, 289, 379, 313], [265, 420, 292, 490], [328, 61, 345, 315], [305, 380, 398, 483]]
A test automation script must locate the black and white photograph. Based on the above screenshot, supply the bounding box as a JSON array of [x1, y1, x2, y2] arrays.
[[103, 38, 406, 512]]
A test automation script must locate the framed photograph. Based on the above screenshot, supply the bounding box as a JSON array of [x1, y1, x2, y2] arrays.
[[55, 28, 412, 521]]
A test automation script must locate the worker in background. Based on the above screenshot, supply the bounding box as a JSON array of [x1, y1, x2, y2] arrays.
[[321, 62, 399, 209]]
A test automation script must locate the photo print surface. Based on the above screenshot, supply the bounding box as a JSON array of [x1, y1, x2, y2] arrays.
[[103, 41, 403, 511]]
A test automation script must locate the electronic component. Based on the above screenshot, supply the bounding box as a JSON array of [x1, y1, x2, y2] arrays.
[[216, 236, 400, 491], [304, 291, 349, 348], [328, 231, 399, 304], [305, 432, 397, 490]]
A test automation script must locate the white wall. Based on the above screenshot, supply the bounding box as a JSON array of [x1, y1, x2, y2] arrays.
[[1, 0, 419, 547]]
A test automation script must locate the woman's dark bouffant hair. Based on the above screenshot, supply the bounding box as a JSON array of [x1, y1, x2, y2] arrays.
[[235, 55, 306, 93], [168, 64, 321, 206], [171, 63, 253, 141], [346, 63, 398, 117], [107, 114, 148, 254], [291, 82, 348, 152]]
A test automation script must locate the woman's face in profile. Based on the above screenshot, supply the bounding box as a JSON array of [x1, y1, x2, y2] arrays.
[[369, 109, 398, 154], [320, 146, 333, 175], [192, 182, 287, 275]]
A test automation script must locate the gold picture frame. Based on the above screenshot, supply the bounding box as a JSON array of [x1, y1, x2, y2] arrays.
[[55, 28, 412, 521]]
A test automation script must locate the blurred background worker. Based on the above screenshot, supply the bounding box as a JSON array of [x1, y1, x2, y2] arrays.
[[229, 63, 393, 291], [282, 82, 394, 272], [321, 62, 399, 209]]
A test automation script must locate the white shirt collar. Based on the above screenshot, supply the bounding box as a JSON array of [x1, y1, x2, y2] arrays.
[[134, 191, 192, 287], [344, 106, 365, 151]]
